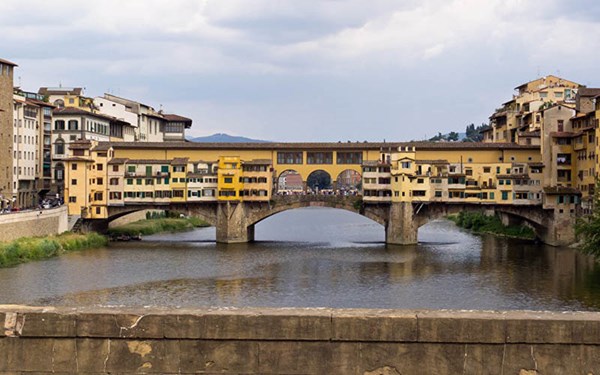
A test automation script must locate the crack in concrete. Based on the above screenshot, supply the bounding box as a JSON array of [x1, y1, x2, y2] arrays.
[[119, 314, 145, 336], [104, 338, 111, 373], [530, 345, 538, 371]]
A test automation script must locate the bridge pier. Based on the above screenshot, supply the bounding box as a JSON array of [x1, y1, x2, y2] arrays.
[[216, 201, 255, 243], [385, 202, 418, 245]]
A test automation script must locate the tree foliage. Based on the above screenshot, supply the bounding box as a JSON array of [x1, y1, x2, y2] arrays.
[[576, 180, 600, 257]]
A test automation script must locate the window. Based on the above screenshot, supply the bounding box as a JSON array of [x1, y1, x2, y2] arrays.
[[110, 178, 119, 185], [97, 164, 103, 171], [55, 120, 65, 130], [127, 178, 133, 185], [71, 163, 77, 171], [71, 179, 77, 185], [94, 192, 103, 201], [401, 161, 411, 168], [501, 191, 508, 200], [224, 177, 233, 183], [336, 152, 363, 164], [109, 192, 122, 200], [112, 165, 119, 172], [69, 197, 76, 203], [97, 178, 103, 185], [558, 120, 564, 132], [483, 167, 491, 173], [277, 152, 303, 164], [128, 166, 136, 173], [55, 140, 65, 155], [307, 152, 333, 164], [68, 120, 78, 130]]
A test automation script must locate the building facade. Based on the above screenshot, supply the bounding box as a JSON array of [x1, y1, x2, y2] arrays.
[[0, 59, 16, 209]]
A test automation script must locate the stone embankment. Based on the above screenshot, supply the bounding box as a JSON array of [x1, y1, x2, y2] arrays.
[[1, 306, 599, 374], [0, 206, 67, 242]]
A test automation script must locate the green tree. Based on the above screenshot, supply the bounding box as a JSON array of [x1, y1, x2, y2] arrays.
[[447, 131, 459, 141], [576, 179, 600, 257]]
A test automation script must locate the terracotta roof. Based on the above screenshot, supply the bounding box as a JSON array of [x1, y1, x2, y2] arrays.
[[92, 144, 112, 151], [170, 158, 189, 165], [107, 158, 129, 165], [518, 131, 540, 137], [102, 141, 540, 151], [578, 88, 600, 98], [69, 141, 92, 150], [550, 132, 578, 138], [415, 160, 449, 165], [39, 87, 82, 96], [25, 98, 55, 108], [125, 159, 170, 165], [53, 107, 113, 121], [62, 157, 93, 162], [543, 186, 581, 195], [163, 114, 192, 122], [0, 58, 18, 66]]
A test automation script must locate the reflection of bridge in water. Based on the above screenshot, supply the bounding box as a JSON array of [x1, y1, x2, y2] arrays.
[[104, 195, 570, 246]]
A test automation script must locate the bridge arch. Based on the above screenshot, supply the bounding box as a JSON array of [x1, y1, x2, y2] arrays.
[[307, 170, 332, 192], [246, 196, 388, 229], [336, 169, 361, 193], [277, 169, 305, 193]]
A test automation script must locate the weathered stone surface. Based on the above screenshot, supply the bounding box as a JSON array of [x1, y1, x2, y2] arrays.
[[463, 344, 505, 375], [202, 309, 332, 340], [76, 338, 111, 372], [332, 309, 417, 342], [106, 339, 180, 373], [258, 341, 332, 374], [417, 310, 506, 343], [505, 312, 576, 343], [180, 340, 259, 373], [20, 312, 77, 337], [1, 307, 600, 374]]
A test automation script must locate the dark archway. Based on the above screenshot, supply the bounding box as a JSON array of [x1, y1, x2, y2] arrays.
[[307, 170, 332, 192]]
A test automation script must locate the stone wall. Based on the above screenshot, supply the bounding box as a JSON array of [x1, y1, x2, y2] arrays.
[[1, 306, 600, 374], [0, 206, 68, 242], [108, 209, 165, 228]]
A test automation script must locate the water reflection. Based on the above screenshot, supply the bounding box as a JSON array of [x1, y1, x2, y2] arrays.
[[0, 208, 599, 310]]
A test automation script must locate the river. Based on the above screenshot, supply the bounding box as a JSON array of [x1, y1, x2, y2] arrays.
[[1, 207, 600, 310]]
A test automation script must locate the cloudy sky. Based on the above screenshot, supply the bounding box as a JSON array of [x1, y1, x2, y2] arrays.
[[2, 0, 600, 141]]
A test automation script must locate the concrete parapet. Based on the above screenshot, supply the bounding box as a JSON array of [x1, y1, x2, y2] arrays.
[[0, 206, 68, 242], [1, 306, 600, 373]]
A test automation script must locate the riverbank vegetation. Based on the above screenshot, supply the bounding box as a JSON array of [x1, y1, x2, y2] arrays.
[[576, 182, 600, 258], [448, 212, 536, 240], [107, 213, 210, 237], [0, 232, 108, 268]]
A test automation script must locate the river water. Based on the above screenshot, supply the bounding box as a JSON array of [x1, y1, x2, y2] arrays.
[[1, 207, 600, 311]]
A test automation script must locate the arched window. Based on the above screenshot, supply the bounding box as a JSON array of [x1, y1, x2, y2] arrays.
[[54, 139, 65, 155], [55, 163, 65, 181], [55, 120, 65, 130], [68, 119, 78, 130], [53, 99, 64, 108]]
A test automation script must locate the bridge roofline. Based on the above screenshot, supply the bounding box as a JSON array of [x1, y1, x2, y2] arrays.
[[101, 141, 540, 151]]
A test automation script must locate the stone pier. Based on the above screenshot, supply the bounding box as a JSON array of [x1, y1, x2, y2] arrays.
[[1, 306, 600, 373], [385, 202, 418, 245]]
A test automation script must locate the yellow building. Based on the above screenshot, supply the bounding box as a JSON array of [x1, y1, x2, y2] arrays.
[[62, 141, 550, 220]]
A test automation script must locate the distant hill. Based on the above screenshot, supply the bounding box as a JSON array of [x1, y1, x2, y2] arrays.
[[188, 133, 271, 143]]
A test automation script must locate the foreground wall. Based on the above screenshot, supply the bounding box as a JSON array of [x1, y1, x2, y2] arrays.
[[1, 306, 600, 374], [0, 206, 68, 242]]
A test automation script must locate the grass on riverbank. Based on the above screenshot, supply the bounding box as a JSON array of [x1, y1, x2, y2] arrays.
[[0, 232, 108, 268], [107, 217, 210, 237], [448, 212, 536, 240]]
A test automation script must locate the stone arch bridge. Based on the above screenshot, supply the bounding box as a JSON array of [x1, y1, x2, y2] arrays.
[[101, 195, 574, 246]]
